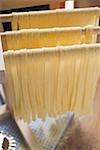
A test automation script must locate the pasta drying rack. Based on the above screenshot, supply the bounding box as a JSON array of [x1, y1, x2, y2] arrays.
[[0, 7, 100, 149]]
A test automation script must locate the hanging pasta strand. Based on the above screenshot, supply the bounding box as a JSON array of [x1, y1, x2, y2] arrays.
[[26, 50, 37, 120], [18, 13, 30, 30], [1, 26, 98, 51], [82, 47, 100, 115], [70, 49, 87, 113], [11, 8, 100, 30], [44, 48, 60, 117], [4, 51, 15, 111], [34, 50, 45, 118], [12, 13, 18, 31], [3, 44, 100, 122]]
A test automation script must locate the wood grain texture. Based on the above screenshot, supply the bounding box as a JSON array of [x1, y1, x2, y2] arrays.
[[0, 0, 65, 11], [74, 0, 100, 8]]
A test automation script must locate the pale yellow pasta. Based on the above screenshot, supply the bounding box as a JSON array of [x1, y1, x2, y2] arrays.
[[2, 26, 97, 51], [12, 8, 100, 30], [3, 44, 100, 122]]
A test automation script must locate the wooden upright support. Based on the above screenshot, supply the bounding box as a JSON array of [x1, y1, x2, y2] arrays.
[[0, 37, 5, 84]]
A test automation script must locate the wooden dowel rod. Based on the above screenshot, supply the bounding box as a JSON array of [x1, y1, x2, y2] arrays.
[[1, 26, 100, 37], [0, 36, 5, 84]]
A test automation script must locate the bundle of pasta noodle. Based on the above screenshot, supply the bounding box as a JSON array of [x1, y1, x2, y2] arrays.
[[1, 26, 97, 51], [12, 7, 100, 30], [3, 44, 100, 122]]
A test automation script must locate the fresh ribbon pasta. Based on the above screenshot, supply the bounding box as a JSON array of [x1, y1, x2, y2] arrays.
[[4, 44, 100, 122], [1, 26, 97, 51], [12, 7, 100, 30]]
